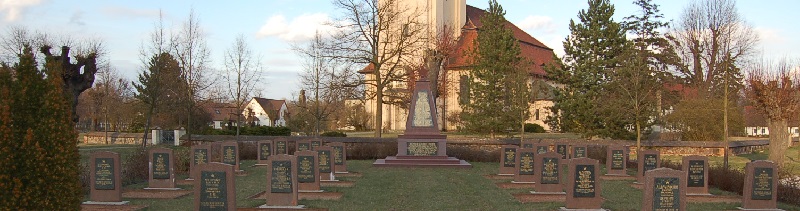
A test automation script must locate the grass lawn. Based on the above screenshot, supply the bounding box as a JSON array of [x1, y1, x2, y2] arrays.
[[661, 144, 800, 175], [345, 131, 582, 140]]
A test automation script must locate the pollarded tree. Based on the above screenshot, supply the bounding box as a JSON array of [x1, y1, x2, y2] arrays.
[[746, 59, 800, 168], [460, 0, 529, 139]]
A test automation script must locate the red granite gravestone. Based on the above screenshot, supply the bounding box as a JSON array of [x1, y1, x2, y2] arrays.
[[372, 79, 470, 168], [265, 155, 300, 207], [740, 160, 780, 210], [295, 150, 320, 192], [572, 144, 588, 159], [514, 148, 536, 183], [220, 141, 240, 172], [499, 145, 519, 175], [533, 151, 564, 194], [310, 139, 322, 150], [317, 146, 336, 181], [329, 142, 349, 173], [605, 145, 628, 176], [563, 158, 604, 210], [210, 142, 222, 162], [148, 148, 177, 189], [275, 138, 289, 155], [194, 162, 236, 211], [637, 150, 660, 183], [682, 155, 710, 195], [642, 168, 687, 211], [521, 140, 536, 149], [189, 144, 211, 180], [87, 151, 126, 204], [556, 143, 569, 160], [295, 140, 312, 153], [256, 140, 274, 166], [534, 143, 550, 154]]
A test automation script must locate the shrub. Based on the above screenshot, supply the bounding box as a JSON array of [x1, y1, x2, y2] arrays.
[[201, 126, 292, 136], [238, 141, 258, 160], [524, 123, 546, 133], [321, 131, 347, 137], [121, 147, 149, 186], [174, 147, 190, 173]]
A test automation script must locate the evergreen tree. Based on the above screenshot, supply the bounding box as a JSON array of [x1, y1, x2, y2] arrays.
[[133, 52, 182, 147], [461, 0, 529, 138], [547, 0, 628, 138], [0, 47, 82, 209]]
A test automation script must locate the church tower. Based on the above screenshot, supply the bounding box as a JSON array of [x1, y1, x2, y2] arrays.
[[395, 0, 466, 40]]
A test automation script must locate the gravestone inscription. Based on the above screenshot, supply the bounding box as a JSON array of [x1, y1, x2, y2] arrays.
[[499, 145, 518, 175], [257, 140, 273, 165], [642, 168, 686, 211]]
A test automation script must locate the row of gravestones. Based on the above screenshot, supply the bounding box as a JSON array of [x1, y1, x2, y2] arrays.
[[84, 139, 350, 210], [499, 143, 782, 211]]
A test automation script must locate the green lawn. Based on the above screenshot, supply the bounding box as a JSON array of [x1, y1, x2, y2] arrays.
[[661, 144, 800, 175], [345, 131, 582, 139]]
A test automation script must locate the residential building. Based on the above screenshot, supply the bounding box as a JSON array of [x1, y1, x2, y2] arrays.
[[243, 97, 289, 127]]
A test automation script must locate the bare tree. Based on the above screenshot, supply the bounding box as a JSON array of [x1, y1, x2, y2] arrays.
[[223, 34, 263, 138], [173, 9, 212, 142], [330, 0, 427, 137], [746, 58, 800, 168]]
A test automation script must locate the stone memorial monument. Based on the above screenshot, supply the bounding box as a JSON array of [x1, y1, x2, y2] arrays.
[[296, 140, 311, 153], [317, 146, 336, 181], [514, 148, 536, 183], [499, 145, 519, 175], [189, 144, 211, 180], [330, 142, 349, 173], [220, 141, 240, 172], [263, 154, 301, 208], [147, 148, 177, 189], [562, 158, 605, 211], [556, 143, 568, 160], [739, 160, 782, 211], [194, 162, 236, 211], [682, 155, 710, 195], [642, 168, 686, 211], [310, 139, 322, 150], [85, 151, 127, 205], [372, 79, 471, 167], [605, 145, 628, 176], [534, 143, 550, 154], [572, 144, 588, 159], [637, 150, 660, 183], [256, 140, 274, 166], [275, 138, 288, 155], [296, 151, 321, 192], [532, 151, 564, 194]]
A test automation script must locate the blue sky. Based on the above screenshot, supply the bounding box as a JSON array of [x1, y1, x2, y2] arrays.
[[1, 0, 797, 100]]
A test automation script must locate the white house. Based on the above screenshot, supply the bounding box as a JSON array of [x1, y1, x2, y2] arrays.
[[242, 97, 289, 127], [202, 102, 239, 129]]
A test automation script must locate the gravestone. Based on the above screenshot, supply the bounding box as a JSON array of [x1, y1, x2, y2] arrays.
[[317, 146, 336, 181], [329, 142, 349, 173], [637, 150, 660, 183], [562, 158, 604, 210], [740, 160, 780, 210], [194, 162, 236, 211], [572, 144, 588, 159], [682, 155, 710, 195], [514, 148, 536, 183], [310, 139, 322, 150], [521, 140, 536, 149], [256, 140, 274, 166], [190, 144, 211, 180], [605, 145, 627, 176], [296, 151, 320, 192], [275, 138, 288, 155], [533, 151, 564, 194], [295, 140, 311, 153], [372, 79, 470, 167], [534, 143, 550, 154], [556, 143, 568, 159], [265, 154, 300, 207], [210, 142, 223, 162], [86, 151, 126, 204], [642, 168, 686, 211], [220, 141, 240, 172], [148, 147, 177, 189], [499, 145, 519, 175]]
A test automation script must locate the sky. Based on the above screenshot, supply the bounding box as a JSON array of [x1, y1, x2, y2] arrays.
[[1, 0, 797, 100]]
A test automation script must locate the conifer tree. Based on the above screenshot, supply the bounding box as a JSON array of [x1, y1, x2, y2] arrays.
[[461, 0, 529, 138], [0, 47, 81, 209], [547, 0, 628, 138]]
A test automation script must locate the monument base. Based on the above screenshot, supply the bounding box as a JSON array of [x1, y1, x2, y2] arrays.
[[373, 156, 471, 168]]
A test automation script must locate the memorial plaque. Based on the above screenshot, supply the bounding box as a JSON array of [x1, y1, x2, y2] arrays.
[[687, 160, 704, 187], [653, 177, 680, 210], [297, 156, 316, 183], [318, 150, 332, 173], [297, 142, 310, 152], [541, 157, 559, 184], [275, 139, 288, 154], [407, 142, 438, 156], [751, 168, 773, 200], [152, 153, 171, 179], [333, 146, 344, 165], [572, 145, 587, 158], [191, 145, 211, 179], [518, 151, 535, 175], [503, 147, 517, 168], [271, 161, 293, 193], [330, 142, 348, 173], [610, 150, 624, 170], [556, 144, 567, 159], [94, 158, 115, 190], [637, 150, 660, 183], [573, 165, 596, 198], [195, 148, 209, 165], [310, 140, 322, 150], [643, 154, 658, 174], [521, 140, 535, 149], [258, 141, 272, 161], [199, 171, 228, 210], [194, 162, 235, 211], [222, 146, 237, 165], [536, 144, 549, 154]]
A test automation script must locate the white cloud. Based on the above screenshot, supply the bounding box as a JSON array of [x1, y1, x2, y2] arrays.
[[102, 6, 161, 19], [755, 27, 785, 43], [256, 13, 336, 42], [517, 15, 556, 34], [0, 0, 43, 22]]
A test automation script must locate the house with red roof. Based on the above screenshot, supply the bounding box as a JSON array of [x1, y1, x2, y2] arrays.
[[242, 97, 289, 127]]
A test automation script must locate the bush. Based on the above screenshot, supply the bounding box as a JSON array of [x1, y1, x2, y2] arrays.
[[238, 141, 258, 160], [524, 123, 546, 133], [201, 126, 292, 136], [321, 131, 347, 137], [121, 147, 149, 186], [174, 147, 190, 173]]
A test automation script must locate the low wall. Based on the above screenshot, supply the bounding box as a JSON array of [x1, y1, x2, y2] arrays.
[[83, 132, 148, 145]]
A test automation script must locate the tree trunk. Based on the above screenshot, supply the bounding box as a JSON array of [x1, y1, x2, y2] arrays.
[[142, 105, 154, 148], [636, 121, 641, 154], [374, 83, 383, 138], [768, 119, 789, 168]]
